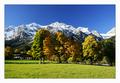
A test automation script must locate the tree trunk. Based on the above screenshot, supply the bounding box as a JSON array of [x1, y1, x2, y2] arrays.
[[90, 58, 93, 65], [109, 62, 113, 66], [58, 56, 61, 63], [39, 58, 41, 64], [42, 57, 45, 64]]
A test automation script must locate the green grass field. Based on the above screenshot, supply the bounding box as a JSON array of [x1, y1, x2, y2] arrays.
[[5, 60, 57, 64], [5, 63, 115, 78]]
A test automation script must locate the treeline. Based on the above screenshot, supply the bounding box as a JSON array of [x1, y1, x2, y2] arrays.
[[5, 29, 115, 66]]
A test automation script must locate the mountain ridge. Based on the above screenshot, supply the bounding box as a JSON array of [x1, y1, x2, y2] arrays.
[[5, 22, 106, 40], [100, 27, 115, 39], [5, 22, 115, 48]]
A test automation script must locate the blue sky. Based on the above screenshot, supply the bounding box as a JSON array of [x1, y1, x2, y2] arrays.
[[5, 5, 115, 33]]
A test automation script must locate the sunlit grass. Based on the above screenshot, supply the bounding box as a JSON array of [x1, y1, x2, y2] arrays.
[[5, 64, 115, 78]]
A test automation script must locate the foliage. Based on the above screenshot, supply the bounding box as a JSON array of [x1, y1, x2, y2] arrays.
[[43, 35, 55, 60], [82, 35, 99, 64], [5, 46, 14, 60], [27, 50, 33, 57], [100, 56, 109, 64], [54, 32, 67, 63], [31, 29, 50, 61], [67, 57, 73, 63], [54, 32, 83, 63], [14, 48, 21, 54], [100, 38, 115, 66], [5, 29, 115, 66]]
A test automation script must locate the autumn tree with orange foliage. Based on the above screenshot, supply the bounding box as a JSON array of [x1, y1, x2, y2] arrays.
[[43, 35, 55, 60]]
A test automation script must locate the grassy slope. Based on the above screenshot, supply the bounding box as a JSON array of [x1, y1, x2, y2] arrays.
[[5, 64, 115, 78]]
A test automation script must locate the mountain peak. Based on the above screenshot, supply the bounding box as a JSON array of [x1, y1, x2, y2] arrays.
[[26, 22, 41, 27], [76, 27, 91, 34], [50, 21, 61, 25], [49, 21, 68, 28]]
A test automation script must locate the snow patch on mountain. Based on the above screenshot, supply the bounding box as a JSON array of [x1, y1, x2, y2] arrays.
[[107, 27, 115, 35], [100, 27, 115, 39], [76, 27, 91, 34], [91, 30, 102, 38]]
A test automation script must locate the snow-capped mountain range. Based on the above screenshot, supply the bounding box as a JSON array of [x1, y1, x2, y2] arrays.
[[5, 22, 115, 42]]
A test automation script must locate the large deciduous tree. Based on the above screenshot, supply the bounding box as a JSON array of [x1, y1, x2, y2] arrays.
[[31, 29, 51, 63], [55, 32, 82, 63], [82, 35, 99, 65], [43, 35, 55, 60], [66, 40, 82, 63], [101, 38, 115, 66], [54, 32, 66, 63]]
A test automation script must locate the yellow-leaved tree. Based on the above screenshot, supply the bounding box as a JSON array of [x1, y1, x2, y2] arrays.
[[82, 35, 99, 65]]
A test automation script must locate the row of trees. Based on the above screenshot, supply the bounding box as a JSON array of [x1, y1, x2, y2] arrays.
[[5, 29, 115, 66], [26, 29, 115, 66], [5, 45, 31, 60]]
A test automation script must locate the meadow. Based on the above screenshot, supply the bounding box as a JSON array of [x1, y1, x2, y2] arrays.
[[5, 60, 115, 78]]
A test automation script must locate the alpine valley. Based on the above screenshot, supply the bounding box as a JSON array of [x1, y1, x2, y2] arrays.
[[5, 22, 115, 49]]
